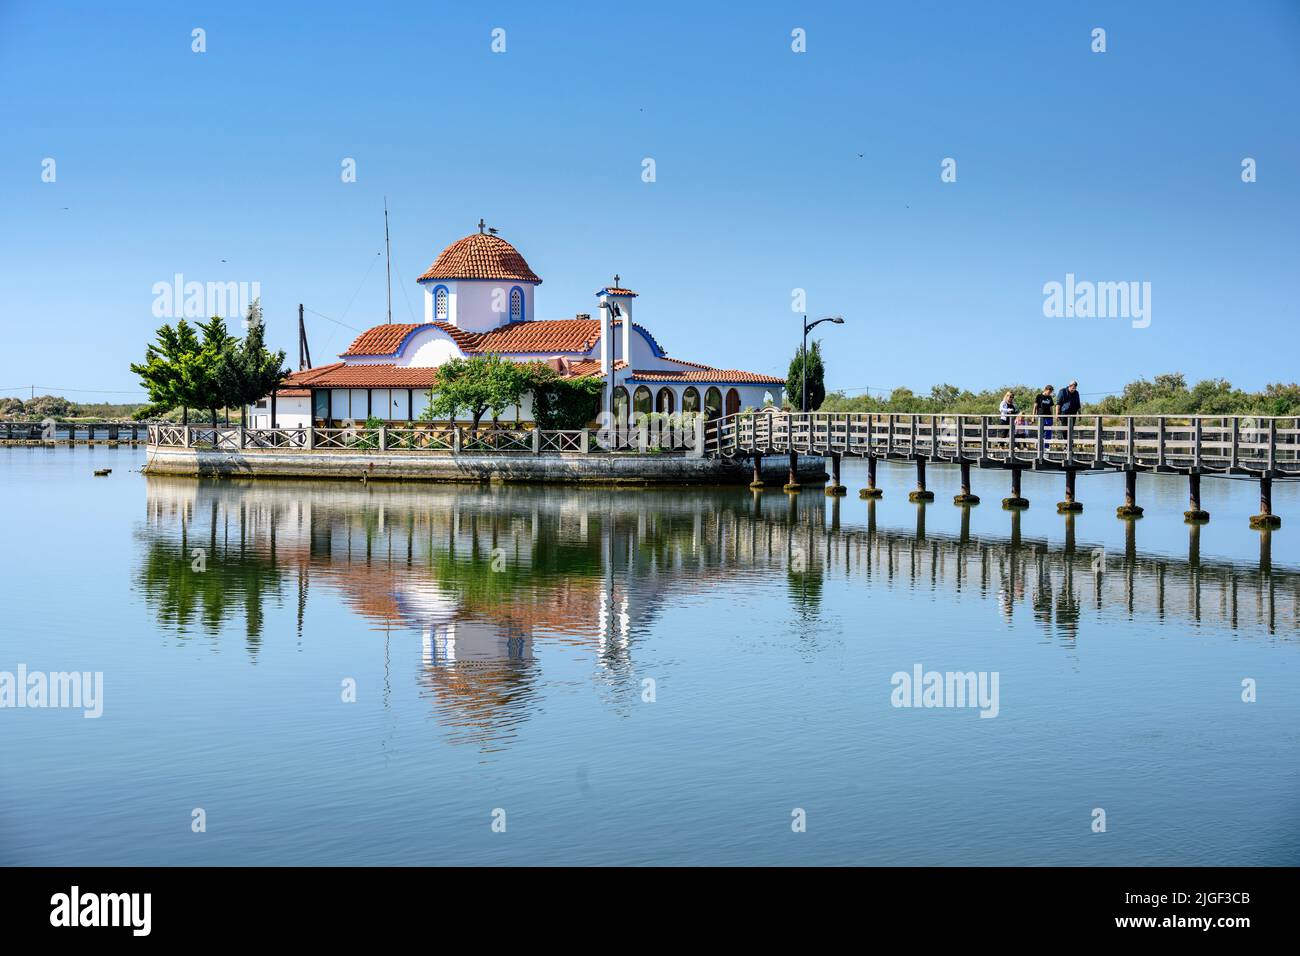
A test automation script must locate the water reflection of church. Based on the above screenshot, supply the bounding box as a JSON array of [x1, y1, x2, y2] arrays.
[[140, 479, 1297, 747]]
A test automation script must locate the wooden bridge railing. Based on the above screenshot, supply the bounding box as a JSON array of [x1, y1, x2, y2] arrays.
[[705, 412, 1300, 476]]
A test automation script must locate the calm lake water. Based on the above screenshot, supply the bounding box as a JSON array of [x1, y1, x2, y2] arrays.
[[2, 445, 1297, 866]]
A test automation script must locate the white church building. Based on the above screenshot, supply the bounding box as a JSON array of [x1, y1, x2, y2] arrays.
[[253, 226, 784, 429]]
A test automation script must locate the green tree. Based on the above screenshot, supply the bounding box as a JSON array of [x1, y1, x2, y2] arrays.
[[787, 339, 826, 411], [421, 354, 531, 437], [529, 368, 604, 429], [130, 319, 216, 424], [216, 301, 287, 424], [195, 315, 236, 425]]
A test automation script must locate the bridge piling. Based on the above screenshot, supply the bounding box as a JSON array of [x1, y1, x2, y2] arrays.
[[859, 456, 883, 499], [784, 451, 800, 493], [1002, 466, 1028, 510], [826, 453, 846, 496], [1250, 476, 1281, 529], [750, 454, 764, 490], [1184, 473, 1210, 523], [1057, 468, 1083, 513], [1117, 469, 1144, 518], [909, 457, 934, 502], [953, 461, 980, 505]]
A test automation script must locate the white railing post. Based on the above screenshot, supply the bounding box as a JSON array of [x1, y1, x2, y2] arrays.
[[378, 426, 387, 451], [1268, 418, 1276, 472], [532, 427, 541, 454], [307, 425, 316, 450], [1066, 416, 1075, 465], [1230, 418, 1239, 470], [980, 415, 988, 460], [238, 424, 246, 449], [453, 427, 461, 454]]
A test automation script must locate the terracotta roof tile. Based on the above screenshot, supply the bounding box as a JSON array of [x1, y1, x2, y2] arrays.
[[627, 367, 785, 385], [283, 362, 345, 386], [342, 319, 607, 357], [418, 233, 542, 284], [283, 364, 440, 388], [476, 319, 601, 353], [560, 359, 626, 378], [598, 287, 638, 297], [342, 325, 422, 357]]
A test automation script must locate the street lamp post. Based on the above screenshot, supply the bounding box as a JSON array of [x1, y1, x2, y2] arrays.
[[801, 315, 844, 412], [786, 314, 844, 493]]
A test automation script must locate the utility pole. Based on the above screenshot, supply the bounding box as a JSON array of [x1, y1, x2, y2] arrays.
[[298, 304, 312, 370]]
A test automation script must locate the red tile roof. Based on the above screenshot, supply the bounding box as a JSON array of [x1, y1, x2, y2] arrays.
[[478, 318, 601, 353], [560, 359, 626, 378], [627, 367, 785, 385], [283, 362, 345, 386], [274, 388, 311, 397], [342, 325, 421, 357], [341, 322, 478, 356], [599, 287, 638, 297], [283, 363, 439, 388], [418, 233, 542, 284], [342, 319, 606, 357]]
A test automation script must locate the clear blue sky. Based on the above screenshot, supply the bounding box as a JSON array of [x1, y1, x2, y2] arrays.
[[2, 0, 1297, 403]]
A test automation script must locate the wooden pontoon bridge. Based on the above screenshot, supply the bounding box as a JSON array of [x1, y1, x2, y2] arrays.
[[705, 411, 1298, 528]]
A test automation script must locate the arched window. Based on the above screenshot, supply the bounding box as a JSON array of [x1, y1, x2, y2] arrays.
[[656, 387, 675, 413], [509, 287, 524, 323], [612, 386, 630, 426], [725, 388, 741, 416], [434, 286, 449, 321], [704, 387, 723, 420], [633, 386, 653, 416], [681, 387, 700, 414]]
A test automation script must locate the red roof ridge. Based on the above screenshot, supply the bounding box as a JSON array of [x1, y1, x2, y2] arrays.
[[627, 366, 785, 385]]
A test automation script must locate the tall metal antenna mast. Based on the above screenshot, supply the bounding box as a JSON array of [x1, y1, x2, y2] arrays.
[[384, 197, 393, 324]]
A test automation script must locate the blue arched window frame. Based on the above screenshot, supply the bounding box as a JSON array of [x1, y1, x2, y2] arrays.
[[509, 285, 525, 323], [431, 284, 450, 322]]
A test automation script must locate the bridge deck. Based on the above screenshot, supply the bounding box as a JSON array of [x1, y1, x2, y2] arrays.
[[706, 412, 1300, 478]]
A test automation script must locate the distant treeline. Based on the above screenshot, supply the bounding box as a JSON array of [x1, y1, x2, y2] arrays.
[[821, 374, 1300, 417], [0, 395, 188, 422]]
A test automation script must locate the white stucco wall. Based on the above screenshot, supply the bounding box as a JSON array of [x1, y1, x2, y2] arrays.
[[396, 327, 465, 368], [421, 279, 535, 331], [246, 395, 310, 429]]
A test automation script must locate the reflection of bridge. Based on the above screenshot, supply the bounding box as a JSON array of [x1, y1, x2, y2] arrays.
[[139, 479, 1296, 747], [706, 412, 1299, 527]]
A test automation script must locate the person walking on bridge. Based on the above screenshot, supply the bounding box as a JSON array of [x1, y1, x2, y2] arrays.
[[1033, 384, 1055, 441]]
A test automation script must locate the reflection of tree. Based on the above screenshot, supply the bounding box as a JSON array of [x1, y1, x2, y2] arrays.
[[787, 561, 824, 617], [135, 524, 285, 658]]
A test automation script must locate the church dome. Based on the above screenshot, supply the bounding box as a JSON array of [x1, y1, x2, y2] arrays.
[[418, 230, 542, 284]]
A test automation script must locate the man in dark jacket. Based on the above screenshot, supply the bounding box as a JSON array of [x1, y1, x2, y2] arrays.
[[1057, 381, 1082, 417]]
